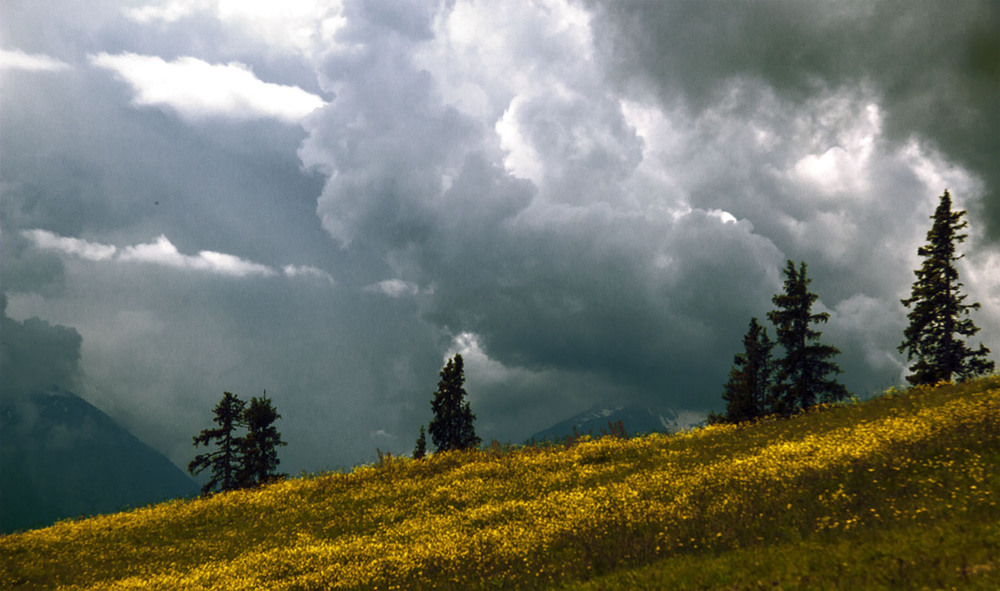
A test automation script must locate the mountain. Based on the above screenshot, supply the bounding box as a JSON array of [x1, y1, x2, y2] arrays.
[[0, 388, 198, 533], [527, 401, 705, 443]]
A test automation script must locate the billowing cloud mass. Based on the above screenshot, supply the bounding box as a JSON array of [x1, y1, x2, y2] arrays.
[[1, 0, 997, 475]]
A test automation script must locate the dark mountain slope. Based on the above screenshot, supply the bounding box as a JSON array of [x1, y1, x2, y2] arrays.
[[0, 389, 197, 533]]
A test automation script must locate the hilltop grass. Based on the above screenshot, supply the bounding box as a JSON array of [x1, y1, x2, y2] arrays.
[[563, 500, 999, 590], [2, 377, 998, 590]]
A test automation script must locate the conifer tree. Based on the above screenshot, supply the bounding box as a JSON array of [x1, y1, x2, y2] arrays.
[[413, 425, 427, 459], [721, 317, 774, 422], [768, 261, 848, 412], [237, 392, 286, 487], [428, 354, 481, 452], [188, 391, 246, 495], [899, 190, 994, 384]]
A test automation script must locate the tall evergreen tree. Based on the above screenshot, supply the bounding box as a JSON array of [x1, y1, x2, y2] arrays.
[[413, 425, 427, 460], [899, 190, 994, 384], [721, 317, 775, 422], [428, 354, 481, 452], [237, 392, 286, 487], [768, 261, 848, 413], [188, 391, 246, 495]]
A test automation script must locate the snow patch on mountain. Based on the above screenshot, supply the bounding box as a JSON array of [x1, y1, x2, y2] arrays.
[[527, 402, 706, 443]]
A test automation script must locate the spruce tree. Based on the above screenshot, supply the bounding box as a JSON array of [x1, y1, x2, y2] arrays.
[[768, 261, 848, 413], [237, 392, 286, 487], [188, 391, 246, 495], [899, 190, 994, 384], [413, 425, 427, 459], [428, 354, 481, 452], [721, 317, 775, 422]]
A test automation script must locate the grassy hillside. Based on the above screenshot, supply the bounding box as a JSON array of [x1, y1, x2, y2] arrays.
[[2, 378, 998, 589]]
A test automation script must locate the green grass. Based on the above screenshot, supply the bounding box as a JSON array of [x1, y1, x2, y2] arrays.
[[563, 512, 999, 590], [2, 377, 998, 589]]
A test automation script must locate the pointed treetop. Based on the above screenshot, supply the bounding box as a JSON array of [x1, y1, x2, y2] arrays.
[[899, 190, 993, 384]]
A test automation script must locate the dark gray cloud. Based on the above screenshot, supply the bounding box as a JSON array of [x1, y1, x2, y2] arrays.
[[0, 232, 66, 298], [2, 0, 997, 474], [585, 0, 1000, 238], [0, 295, 82, 398]]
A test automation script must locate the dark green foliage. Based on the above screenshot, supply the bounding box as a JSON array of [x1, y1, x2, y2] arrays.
[[899, 190, 994, 385], [768, 261, 848, 413], [237, 392, 286, 488], [705, 410, 726, 425], [721, 317, 775, 422], [188, 392, 246, 495], [413, 425, 427, 460], [190, 391, 286, 494], [428, 354, 481, 452]]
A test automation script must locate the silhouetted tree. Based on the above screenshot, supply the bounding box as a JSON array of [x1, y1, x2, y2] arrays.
[[428, 354, 480, 452], [188, 392, 246, 495], [721, 317, 775, 422], [899, 190, 995, 384], [237, 392, 286, 487], [768, 261, 848, 412], [413, 425, 427, 459]]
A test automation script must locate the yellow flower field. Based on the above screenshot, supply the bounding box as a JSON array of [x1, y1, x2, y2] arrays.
[[2, 377, 998, 589]]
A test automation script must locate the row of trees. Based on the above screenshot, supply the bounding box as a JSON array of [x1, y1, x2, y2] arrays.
[[186, 358, 479, 490], [188, 391, 286, 495], [405, 189, 996, 449], [715, 260, 848, 423], [186, 191, 992, 475], [717, 190, 994, 424]]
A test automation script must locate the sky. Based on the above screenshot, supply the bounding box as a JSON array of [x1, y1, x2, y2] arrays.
[[2, 0, 998, 475]]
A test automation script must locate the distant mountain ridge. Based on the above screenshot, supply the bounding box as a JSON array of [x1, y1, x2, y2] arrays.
[[528, 402, 705, 443], [0, 388, 198, 533]]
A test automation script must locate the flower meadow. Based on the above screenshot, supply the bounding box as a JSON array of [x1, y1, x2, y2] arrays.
[[2, 378, 998, 589]]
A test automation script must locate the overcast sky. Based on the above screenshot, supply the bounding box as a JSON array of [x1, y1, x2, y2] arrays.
[[2, 0, 998, 474]]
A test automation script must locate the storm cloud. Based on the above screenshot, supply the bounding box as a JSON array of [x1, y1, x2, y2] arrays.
[[2, 0, 997, 474], [1, 295, 83, 398]]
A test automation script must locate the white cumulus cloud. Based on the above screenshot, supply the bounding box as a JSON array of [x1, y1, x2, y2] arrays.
[[24, 230, 284, 279], [118, 235, 276, 277], [21, 229, 116, 261], [89, 52, 325, 123], [124, 0, 212, 23], [365, 279, 421, 298], [283, 264, 336, 284], [124, 0, 345, 58], [0, 49, 71, 72]]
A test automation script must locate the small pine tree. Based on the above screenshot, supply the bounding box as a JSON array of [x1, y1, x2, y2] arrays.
[[428, 354, 481, 452], [188, 392, 246, 495], [237, 392, 286, 488], [413, 425, 427, 459], [721, 317, 775, 422], [768, 261, 848, 413], [899, 190, 995, 384]]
